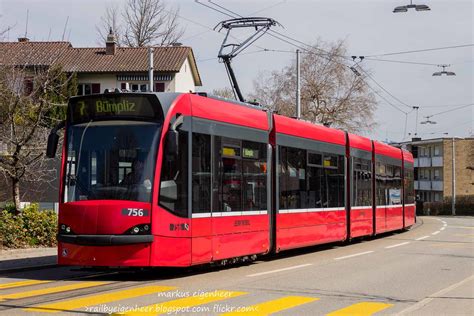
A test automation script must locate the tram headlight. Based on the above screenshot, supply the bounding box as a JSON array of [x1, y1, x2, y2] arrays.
[[59, 224, 74, 234], [125, 224, 151, 235]]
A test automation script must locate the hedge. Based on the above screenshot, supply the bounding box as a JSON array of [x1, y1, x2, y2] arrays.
[[0, 204, 57, 249], [423, 195, 474, 216]]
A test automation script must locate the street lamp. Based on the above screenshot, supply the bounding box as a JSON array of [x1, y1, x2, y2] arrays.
[[420, 116, 437, 124], [393, 0, 431, 13], [433, 64, 456, 76]]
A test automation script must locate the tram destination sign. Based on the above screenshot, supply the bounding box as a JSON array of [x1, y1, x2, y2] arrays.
[[69, 95, 159, 123]]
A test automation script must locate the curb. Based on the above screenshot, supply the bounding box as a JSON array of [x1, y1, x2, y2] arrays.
[[0, 263, 58, 275]]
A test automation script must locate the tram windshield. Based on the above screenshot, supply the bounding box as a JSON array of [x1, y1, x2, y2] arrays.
[[63, 95, 163, 203]]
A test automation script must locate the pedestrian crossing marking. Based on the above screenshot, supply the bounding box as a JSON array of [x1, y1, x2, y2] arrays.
[[220, 295, 318, 315], [0, 280, 52, 290], [326, 302, 393, 316], [26, 285, 175, 313], [116, 290, 247, 316], [0, 281, 108, 301]]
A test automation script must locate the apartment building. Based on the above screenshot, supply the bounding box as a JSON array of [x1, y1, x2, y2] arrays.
[[397, 137, 474, 203]]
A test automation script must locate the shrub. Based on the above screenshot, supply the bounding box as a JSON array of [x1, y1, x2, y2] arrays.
[[0, 204, 57, 249], [423, 195, 474, 216]]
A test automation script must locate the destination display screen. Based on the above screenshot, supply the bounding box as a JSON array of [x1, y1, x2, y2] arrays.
[[69, 94, 161, 124]]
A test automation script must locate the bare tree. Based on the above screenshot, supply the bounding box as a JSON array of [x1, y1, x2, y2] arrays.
[[249, 40, 377, 133], [95, 3, 122, 46], [0, 64, 76, 210], [96, 0, 184, 47], [211, 87, 235, 100], [0, 15, 13, 40]]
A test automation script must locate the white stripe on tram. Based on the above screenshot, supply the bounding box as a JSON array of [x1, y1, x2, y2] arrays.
[[191, 210, 268, 219]]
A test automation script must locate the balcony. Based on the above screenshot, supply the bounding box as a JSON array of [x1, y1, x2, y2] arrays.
[[416, 180, 432, 190], [414, 180, 444, 191], [414, 156, 443, 167], [432, 156, 443, 167], [415, 157, 431, 167], [431, 180, 443, 191]]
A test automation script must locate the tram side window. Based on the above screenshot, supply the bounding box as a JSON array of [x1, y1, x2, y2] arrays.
[[376, 162, 387, 206], [352, 157, 372, 207], [324, 154, 345, 207], [242, 141, 267, 212], [279, 145, 345, 210], [404, 168, 415, 204], [159, 131, 188, 217], [192, 133, 211, 213], [214, 136, 267, 213], [376, 161, 402, 206], [279, 146, 306, 209]]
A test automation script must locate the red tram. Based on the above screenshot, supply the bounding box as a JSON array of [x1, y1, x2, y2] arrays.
[[46, 92, 415, 267]]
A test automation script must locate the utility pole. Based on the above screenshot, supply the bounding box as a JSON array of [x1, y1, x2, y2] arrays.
[[148, 47, 154, 92], [452, 137, 456, 215], [296, 49, 301, 119], [413, 106, 419, 136]]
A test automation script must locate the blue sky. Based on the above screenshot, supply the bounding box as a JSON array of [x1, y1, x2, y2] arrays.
[[1, 0, 472, 141]]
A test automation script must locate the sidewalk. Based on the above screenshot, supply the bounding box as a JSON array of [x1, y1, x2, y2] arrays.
[[0, 247, 57, 272]]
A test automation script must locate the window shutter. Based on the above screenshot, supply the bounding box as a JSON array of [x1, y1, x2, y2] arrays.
[[155, 82, 165, 92], [91, 83, 101, 94]]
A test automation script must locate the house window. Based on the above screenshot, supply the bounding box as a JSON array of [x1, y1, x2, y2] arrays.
[[23, 77, 34, 95], [130, 83, 148, 92], [77, 83, 101, 95], [434, 145, 441, 156], [155, 82, 165, 92]]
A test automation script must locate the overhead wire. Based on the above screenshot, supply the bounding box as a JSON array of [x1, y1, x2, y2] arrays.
[[195, 0, 473, 137], [364, 44, 474, 58]]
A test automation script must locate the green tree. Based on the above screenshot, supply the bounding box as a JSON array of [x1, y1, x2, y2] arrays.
[[0, 64, 76, 211]]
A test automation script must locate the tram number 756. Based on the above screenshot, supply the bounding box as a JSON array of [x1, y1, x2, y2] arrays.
[[121, 208, 149, 217]]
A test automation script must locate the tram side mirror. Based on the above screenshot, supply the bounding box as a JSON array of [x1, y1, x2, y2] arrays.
[[46, 121, 65, 158], [46, 132, 59, 158], [166, 130, 179, 157], [160, 180, 177, 202]]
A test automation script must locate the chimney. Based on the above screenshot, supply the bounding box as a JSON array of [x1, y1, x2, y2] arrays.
[[18, 37, 30, 42], [105, 27, 116, 55]]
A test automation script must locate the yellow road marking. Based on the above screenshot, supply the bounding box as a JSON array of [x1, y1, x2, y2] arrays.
[[0, 280, 52, 290], [0, 281, 108, 301], [27, 285, 175, 313], [117, 290, 247, 316], [326, 302, 393, 316], [221, 296, 318, 315]]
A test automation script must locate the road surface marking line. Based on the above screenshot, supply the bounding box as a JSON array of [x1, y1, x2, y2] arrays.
[[440, 227, 446, 231], [115, 290, 246, 316], [432, 231, 440, 235], [415, 236, 430, 241], [334, 251, 374, 260], [396, 274, 474, 315], [0, 281, 108, 301], [246, 264, 312, 277], [448, 226, 474, 229], [326, 302, 393, 316], [0, 280, 52, 290], [454, 233, 474, 237], [26, 285, 175, 313], [220, 296, 318, 315], [385, 242, 410, 249]]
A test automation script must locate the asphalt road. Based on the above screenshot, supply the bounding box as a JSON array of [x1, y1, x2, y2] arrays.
[[0, 216, 472, 315]]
